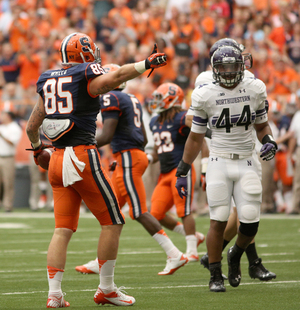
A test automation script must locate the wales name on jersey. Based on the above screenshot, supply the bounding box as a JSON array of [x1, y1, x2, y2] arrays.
[[191, 77, 268, 155]]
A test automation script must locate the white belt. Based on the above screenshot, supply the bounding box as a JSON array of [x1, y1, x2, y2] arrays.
[[210, 152, 252, 160]]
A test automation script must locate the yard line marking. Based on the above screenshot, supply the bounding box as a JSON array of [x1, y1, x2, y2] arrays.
[[2, 280, 300, 295], [1, 259, 300, 273]]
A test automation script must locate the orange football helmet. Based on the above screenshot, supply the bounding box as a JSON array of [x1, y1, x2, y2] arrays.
[[102, 64, 126, 90], [59, 32, 101, 67], [151, 83, 184, 112]]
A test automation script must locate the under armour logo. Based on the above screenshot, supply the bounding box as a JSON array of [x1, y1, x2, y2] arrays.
[[211, 158, 218, 161], [247, 160, 252, 166]]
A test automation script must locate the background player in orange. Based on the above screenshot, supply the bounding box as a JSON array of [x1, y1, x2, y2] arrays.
[[26, 33, 167, 308], [147, 82, 205, 263], [76, 64, 188, 277]]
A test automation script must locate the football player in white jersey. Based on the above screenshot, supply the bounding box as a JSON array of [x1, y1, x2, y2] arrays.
[[175, 45, 277, 292], [186, 38, 276, 284]]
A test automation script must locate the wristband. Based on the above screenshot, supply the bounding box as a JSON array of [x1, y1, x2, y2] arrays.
[[175, 160, 191, 177], [262, 134, 277, 149], [134, 61, 147, 74], [201, 157, 209, 174], [31, 139, 41, 149], [147, 153, 153, 164]]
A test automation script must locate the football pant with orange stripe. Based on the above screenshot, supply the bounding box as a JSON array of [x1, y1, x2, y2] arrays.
[[48, 145, 125, 231], [111, 149, 149, 219]]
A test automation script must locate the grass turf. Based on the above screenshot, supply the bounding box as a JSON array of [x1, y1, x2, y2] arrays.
[[0, 212, 299, 309]]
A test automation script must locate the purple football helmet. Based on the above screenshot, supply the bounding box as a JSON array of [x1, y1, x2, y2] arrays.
[[211, 45, 245, 87], [210, 38, 252, 69]]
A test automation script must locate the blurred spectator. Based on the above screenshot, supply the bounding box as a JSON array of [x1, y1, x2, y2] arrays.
[[8, 3, 29, 52], [0, 42, 20, 86], [0, 110, 22, 212], [17, 41, 41, 90], [267, 54, 300, 98], [108, 0, 134, 28], [44, 0, 68, 28], [285, 22, 300, 71], [110, 15, 137, 58]]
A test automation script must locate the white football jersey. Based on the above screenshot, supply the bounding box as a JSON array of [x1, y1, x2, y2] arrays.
[[187, 70, 255, 116], [191, 78, 268, 155]]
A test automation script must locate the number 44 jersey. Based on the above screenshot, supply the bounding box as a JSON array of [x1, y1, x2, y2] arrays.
[[191, 77, 268, 155]]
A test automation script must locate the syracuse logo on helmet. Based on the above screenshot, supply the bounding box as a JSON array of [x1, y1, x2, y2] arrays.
[[59, 32, 101, 67], [151, 83, 184, 113]]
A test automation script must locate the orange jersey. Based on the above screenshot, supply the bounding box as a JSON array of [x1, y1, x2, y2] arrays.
[[48, 145, 125, 231]]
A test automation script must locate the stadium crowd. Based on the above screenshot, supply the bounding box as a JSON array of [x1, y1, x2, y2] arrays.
[[0, 0, 300, 214]]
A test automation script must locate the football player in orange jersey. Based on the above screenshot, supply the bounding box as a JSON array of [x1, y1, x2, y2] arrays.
[[26, 33, 166, 308]]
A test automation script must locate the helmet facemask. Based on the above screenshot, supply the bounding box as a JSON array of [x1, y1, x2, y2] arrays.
[[212, 46, 245, 87]]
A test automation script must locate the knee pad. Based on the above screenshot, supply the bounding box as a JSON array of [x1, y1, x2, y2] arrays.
[[239, 204, 260, 222], [241, 171, 262, 202], [239, 221, 259, 237], [209, 205, 231, 222]]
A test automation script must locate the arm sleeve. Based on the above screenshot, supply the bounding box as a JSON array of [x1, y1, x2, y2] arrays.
[[190, 89, 208, 134], [255, 80, 268, 124]]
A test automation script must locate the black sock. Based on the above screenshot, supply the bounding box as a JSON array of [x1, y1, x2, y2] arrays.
[[231, 244, 244, 263], [222, 239, 230, 251], [245, 243, 258, 265], [209, 261, 221, 272]]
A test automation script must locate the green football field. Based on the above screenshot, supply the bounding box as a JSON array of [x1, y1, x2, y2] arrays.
[[0, 212, 299, 310]]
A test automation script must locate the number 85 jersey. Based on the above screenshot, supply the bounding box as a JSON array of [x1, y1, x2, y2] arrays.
[[191, 78, 268, 155]]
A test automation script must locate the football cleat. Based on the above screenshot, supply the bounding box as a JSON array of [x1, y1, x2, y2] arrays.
[[47, 294, 70, 308], [200, 253, 228, 280], [94, 286, 135, 306], [158, 254, 188, 275], [227, 246, 241, 287], [209, 263, 226, 292], [196, 232, 205, 247], [75, 259, 99, 274], [186, 254, 199, 262], [249, 258, 276, 281]]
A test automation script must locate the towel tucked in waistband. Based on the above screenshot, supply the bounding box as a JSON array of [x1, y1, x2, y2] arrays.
[[62, 146, 86, 187]]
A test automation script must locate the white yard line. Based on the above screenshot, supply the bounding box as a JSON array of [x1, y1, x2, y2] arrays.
[[2, 280, 300, 295]]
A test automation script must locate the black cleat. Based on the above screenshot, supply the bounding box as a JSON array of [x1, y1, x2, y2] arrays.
[[200, 253, 209, 269], [227, 246, 241, 287], [209, 263, 226, 292], [201, 254, 228, 280], [249, 258, 276, 281]]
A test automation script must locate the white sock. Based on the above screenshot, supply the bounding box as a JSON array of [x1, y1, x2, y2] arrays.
[[284, 191, 293, 213], [98, 259, 116, 293], [185, 234, 197, 255], [153, 229, 181, 258], [173, 223, 186, 236], [47, 266, 64, 296]]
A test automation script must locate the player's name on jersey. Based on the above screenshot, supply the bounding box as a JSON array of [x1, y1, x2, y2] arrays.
[[216, 95, 250, 106], [50, 70, 68, 76]]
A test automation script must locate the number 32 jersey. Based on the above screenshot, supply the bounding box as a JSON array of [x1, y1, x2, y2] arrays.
[[191, 78, 268, 155]]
